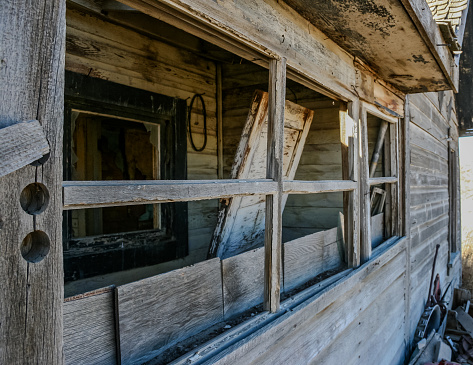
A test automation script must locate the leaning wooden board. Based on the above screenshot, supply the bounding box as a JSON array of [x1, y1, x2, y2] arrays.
[[63, 288, 117, 365], [209, 90, 314, 259], [117, 258, 223, 365]]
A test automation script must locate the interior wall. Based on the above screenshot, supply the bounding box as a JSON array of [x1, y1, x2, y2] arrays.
[[64, 5, 219, 294], [221, 62, 344, 242]]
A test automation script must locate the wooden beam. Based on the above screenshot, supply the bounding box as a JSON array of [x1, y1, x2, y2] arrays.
[[282, 180, 356, 194], [360, 105, 372, 264], [0, 120, 49, 178], [403, 95, 412, 350], [0, 0, 65, 363], [347, 100, 360, 268], [264, 58, 286, 313], [63, 179, 277, 209], [369, 177, 398, 186]]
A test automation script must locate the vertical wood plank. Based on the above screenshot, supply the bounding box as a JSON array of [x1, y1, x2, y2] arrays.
[[403, 95, 412, 352], [344, 100, 360, 268], [391, 121, 400, 236], [360, 105, 372, 263], [264, 58, 286, 313], [0, 0, 65, 363]]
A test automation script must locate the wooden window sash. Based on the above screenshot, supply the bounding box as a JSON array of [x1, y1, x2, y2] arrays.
[[360, 102, 402, 264]]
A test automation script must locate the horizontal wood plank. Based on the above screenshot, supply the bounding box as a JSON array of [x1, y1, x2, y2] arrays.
[[63, 179, 277, 209], [369, 177, 398, 186], [117, 258, 223, 365], [0, 120, 49, 178], [283, 180, 356, 194]]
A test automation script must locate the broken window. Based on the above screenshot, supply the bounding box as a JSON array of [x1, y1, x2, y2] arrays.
[[363, 107, 401, 250]]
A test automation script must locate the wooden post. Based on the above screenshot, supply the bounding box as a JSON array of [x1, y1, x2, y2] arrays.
[[264, 58, 286, 313], [340, 101, 360, 268], [403, 95, 412, 351], [0, 1, 65, 364], [359, 105, 372, 263], [348, 100, 360, 268]]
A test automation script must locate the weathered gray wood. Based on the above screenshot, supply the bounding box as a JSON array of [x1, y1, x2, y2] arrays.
[[117, 258, 223, 365], [170, 269, 351, 365], [63, 288, 117, 365], [282, 180, 356, 194], [209, 87, 313, 260], [0, 120, 49, 178], [371, 213, 385, 249], [265, 58, 286, 313], [0, 1, 65, 364], [222, 247, 264, 319], [118, 0, 357, 101], [63, 179, 277, 209], [369, 177, 398, 186], [206, 239, 407, 365], [360, 106, 372, 263], [283, 228, 342, 292], [347, 100, 360, 268]]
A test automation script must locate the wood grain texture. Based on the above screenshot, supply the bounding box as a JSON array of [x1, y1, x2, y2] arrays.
[[117, 258, 223, 365], [222, 247, 264, 319], [283, 227, 342, 292], [0, 120, 49, 178], [207, 239, 407, 365], [209, 88, 313, 260], [63, 289, 117, 365], [283, 180, 356, 194], [0, 0, 65, 364], [371, 213, 385, 249], [118, 0, 357, 100], [359, 106, 372, 264], [63, 179, 277, 209]]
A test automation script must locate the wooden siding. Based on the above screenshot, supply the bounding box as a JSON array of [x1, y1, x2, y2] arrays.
[[407, 90, 461, 344], [59, 5, 462, 365]]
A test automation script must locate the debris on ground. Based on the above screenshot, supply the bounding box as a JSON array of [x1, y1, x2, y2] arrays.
[[409, 288, 473, 365]]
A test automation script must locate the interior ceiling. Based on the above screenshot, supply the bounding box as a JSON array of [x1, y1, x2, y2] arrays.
[[284, 0, 453, 93]]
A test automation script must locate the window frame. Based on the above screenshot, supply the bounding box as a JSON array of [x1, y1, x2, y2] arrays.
[[360, 101, 402, 263], [63, 71, 189, 281]]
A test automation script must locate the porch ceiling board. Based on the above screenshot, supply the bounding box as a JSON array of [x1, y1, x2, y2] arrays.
[[284, 0, 458, 93]]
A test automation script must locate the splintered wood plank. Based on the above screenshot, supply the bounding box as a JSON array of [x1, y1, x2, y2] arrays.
[[0, 120, 49, 178], [283, 227, 343, 292], [117, 258, 223, 365], [209, 90, 314, 259], [222, 247, 264, 319], [63, 289, 117, 365]]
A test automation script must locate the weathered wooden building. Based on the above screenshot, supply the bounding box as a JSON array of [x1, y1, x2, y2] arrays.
[[0, 0, 470, 363]]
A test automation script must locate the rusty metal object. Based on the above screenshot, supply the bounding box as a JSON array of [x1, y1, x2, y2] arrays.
[[427, 244, 441, 308]]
